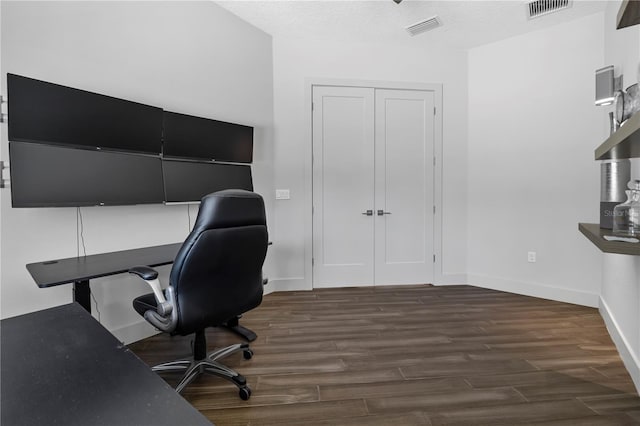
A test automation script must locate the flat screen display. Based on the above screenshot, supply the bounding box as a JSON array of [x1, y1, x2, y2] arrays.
[[7, 74, 163, 154], [9, 142, 164, 207], [162, 159, 253, 203], [162, 111, 253, 163]]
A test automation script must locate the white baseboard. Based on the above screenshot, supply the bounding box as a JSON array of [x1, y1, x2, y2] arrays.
[[266, 277, 310, 293], [114, 274, 600, 345], [599, 297, 640, 395], [467, 273, 599, 308], [110, 318, 159, 345], [433, 273, 468, 286], [269, 274, 469, 290]]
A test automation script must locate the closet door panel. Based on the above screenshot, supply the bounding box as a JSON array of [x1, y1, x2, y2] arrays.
[[312, 86, 375, 287], [374, 89, 435, 285], [311, 85, 435, 289]]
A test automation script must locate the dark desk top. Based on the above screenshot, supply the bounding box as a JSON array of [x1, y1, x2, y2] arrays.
[[1, 303, 212, 426], [26, 243, 182, 287]]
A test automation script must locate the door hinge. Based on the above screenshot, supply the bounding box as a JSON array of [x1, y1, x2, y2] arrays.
[[0, 161, 9, 188], [0, 95, 7, 123], [312, 258, 315, 266], [312, 102, 315, 111], [433, 254, 436, 263], [433, 156, 436, 166], [433, 205, 436, 214], [433, 106, 436, 115]]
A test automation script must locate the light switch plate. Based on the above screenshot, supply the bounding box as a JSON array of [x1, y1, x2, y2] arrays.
[[276, 189, 290, 200]]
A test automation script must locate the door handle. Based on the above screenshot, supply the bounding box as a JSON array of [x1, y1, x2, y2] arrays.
[[361, 210, 373, 216], [377, 210, 392, 216]]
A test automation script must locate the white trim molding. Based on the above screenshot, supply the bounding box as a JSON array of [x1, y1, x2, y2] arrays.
[[265, 277, 309, 293], [467, 273, 599, 308], [110, 319, 159, 345], [433, 273, 468, 286], [599, 296, 640, 394]]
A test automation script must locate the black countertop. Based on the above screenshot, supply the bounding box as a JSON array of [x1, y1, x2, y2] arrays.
[[1, 303, 212, 426]]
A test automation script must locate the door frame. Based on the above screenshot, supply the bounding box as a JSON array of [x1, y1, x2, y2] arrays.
[[304, 78, 443, 289]]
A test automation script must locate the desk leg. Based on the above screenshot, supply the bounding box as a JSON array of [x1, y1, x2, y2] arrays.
[[74, 280, 91, 313]]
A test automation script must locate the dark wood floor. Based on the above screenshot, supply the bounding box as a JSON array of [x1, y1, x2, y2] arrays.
[[128, 285, 640, 425]]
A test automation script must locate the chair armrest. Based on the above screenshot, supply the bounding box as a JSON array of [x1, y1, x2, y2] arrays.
[[144, 287, 178, 333], [128, 266, 178, 333], [129, 265, 158, 281], [128, 266, 170, 315]]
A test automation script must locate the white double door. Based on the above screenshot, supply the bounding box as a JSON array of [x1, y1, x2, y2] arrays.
[[312, 85, 435, 288]]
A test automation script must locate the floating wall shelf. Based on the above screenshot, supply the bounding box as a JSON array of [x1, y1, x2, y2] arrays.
[[579, 223, 640, 256], [595, 110, 640, 160], [617, 0, 640, 29]]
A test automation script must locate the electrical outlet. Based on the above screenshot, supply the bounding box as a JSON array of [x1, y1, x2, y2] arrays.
[[527, 251, 537, 263], [275, 189, 290, 200]]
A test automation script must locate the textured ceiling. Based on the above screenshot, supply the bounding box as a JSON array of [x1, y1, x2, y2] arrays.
[[216, 0, 608, 49]]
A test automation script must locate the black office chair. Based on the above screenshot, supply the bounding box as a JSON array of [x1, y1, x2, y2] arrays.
[[128, 189, 268, 400]]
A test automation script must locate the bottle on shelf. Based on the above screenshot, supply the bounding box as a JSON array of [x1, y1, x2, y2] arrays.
[[613, 179, 640, 236]]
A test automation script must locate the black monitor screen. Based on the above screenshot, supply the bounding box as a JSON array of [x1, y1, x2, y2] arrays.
[[162, 160, 253, 203], [162, 111, 253, 163], [9, 142, 164, 207], [7, 74, 163, 154]]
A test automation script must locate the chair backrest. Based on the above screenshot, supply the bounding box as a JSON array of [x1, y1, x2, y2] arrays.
[[169, 189, 268, 335]]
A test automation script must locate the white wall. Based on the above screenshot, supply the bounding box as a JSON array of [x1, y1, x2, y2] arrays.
[[598, 0, 640, 394], [3, 1, 637, 360], [0, 1, 274, 343], [0, 2, 4, 318], [467, 13, 605, 306], [268, 37, 468, 291]]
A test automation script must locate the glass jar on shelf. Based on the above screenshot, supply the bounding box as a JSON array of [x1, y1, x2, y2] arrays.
[[613, 180, 640, 236]]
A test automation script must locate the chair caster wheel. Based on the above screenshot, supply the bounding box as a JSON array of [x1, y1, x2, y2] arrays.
[[239, 386, 252, 400], [243, 348, 253, 360]]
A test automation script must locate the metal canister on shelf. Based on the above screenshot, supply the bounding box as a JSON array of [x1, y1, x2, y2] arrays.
[[600, 159, 631, 229]]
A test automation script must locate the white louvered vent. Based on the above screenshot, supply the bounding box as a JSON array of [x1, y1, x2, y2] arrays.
[[527, 0, 572, 19], [405, 16, 442, 37]]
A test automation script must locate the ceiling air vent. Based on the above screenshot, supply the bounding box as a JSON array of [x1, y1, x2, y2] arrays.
[[527, 0, 572, 19], [405, 16, 442, 37]]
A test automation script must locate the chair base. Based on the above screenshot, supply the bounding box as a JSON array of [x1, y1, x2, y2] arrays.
[[222, 315, 258, 342], [152, 342, 254, 400]]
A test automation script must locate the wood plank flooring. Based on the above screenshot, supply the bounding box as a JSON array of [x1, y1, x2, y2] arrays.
[[128, 285, 640, 425]]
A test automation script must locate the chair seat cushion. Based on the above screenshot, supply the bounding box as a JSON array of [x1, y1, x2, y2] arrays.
[[133, 293, 157, 317]]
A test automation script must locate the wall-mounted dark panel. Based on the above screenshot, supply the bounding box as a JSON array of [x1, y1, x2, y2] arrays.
[[162, 160, 253, 203], [7, 74, 163, 154], [162, 111, 253, 163], [9, 142, 164, 207]]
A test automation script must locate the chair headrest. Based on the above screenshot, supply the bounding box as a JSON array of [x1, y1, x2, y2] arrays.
[[192, 189, 266, 232]]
